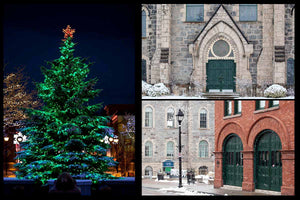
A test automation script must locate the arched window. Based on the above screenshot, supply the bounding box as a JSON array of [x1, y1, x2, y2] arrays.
[[199, 140, 209, 158], [145, 166, 153, 176], [166, 141, 174, 157], [145, 141, 153, 157], [142, 10, 146, 37], [145, 106, 153, 127], [200, 109, 207, 128], [167, 107, 175, 128], [199, 166, 208, 175]]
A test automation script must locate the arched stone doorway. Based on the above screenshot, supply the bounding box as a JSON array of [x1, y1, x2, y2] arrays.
[[189, 5, 253, 95], [206, 38, 236, 92]]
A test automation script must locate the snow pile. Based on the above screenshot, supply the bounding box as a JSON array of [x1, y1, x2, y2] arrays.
[[142, 81, 152, 95], [264, 84, 287, 98], [159, 187, 212, 196], [142, 81, 170, 97]]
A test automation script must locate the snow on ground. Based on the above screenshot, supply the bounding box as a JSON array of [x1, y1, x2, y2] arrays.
[[142, 95, 294, 99], [159, 186, 213, 196]]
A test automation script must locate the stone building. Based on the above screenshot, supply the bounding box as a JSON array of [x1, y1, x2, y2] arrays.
[[142, 101, 215, 177], [214, 100, 294, 195], [142, 4, 295, 97]]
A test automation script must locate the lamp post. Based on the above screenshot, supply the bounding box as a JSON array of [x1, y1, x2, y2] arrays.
[[176, 109, 184, 188], [4, 135, 10, 177]]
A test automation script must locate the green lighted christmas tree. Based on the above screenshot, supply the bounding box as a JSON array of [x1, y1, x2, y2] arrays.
[[15, 25, 117, 184]]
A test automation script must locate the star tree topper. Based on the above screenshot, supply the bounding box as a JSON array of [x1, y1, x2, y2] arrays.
[[62, 25, 75, 41]]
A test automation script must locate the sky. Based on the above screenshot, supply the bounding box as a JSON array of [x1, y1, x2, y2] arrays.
[[3, 4, 136, 107]]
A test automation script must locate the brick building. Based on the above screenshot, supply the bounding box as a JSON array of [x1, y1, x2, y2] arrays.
[[142, 101, 215, 177], [142, 4, 295, 97], [214, 100, 294, 195]]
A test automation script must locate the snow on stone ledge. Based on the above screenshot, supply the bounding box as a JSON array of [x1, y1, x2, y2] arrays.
[[264, 84, 287, 98], [142, 81, 170, 97]]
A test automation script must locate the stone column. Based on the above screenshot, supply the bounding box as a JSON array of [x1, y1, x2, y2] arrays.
[[257, 4, 274, 84], [241, 150, 255, 192], [213, 151, 223, 188], [281, 150, 295, 195], [157, 4, 171, 85], [273, 4, 286, 84]]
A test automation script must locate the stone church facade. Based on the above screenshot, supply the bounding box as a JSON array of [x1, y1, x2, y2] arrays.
[[142, 4, 294, 96], [142, 101, 215, 177]]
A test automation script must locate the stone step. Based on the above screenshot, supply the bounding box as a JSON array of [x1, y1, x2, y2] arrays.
[[202, 92, 240, 99]]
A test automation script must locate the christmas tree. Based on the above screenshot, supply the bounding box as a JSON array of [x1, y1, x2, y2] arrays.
[[15, 25, 117, 184]]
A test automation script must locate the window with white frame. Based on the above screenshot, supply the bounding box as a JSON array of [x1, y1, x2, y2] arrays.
[[167, 108, 175, 128], [145, 106, 153, 127], [269, 100, 279, 108], [199, 140, 209, 158], [145, 141, 153, 157], [256, 100, 266, 110], [200, 109, 207, 128], [234, 100, 242, 114], [224, 100, 232, 116], [166, 141, 174, 157]]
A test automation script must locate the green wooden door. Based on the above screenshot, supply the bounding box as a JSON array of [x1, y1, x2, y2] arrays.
[[255, 130, 282, 191], [206, 60, 236, 92], [223, 134, 243, 186]]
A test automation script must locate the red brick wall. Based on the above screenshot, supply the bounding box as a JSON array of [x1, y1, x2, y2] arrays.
[[214, 100, 294, 195]]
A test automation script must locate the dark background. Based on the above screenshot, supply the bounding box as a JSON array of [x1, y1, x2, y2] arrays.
[[3, 4, 136, 107]]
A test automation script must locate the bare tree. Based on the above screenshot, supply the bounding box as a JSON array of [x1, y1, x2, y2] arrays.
[[3, 67, 41, 128]]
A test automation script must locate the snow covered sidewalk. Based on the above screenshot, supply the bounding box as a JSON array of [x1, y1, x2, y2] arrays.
[[142, 178, 281, 196]]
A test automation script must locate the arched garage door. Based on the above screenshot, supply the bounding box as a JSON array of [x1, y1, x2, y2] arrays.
[[254, 129, 282, 191], [222, 134, 243, 187]]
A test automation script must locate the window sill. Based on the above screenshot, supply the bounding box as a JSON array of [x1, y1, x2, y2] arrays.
[[184, 21, 205, 23], [223, 113, 242, 120], [254, 106, 279, 114], [143, 127, 154, 129], [199, 128, 210, 130]]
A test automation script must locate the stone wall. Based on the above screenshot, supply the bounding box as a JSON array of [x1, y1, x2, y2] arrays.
[[142, 4, 294, 96], [142, 101, 215, 176]]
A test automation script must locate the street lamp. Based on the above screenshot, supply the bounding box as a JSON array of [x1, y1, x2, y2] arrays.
[[4, 135, 10, 176], [176, 109, 184, 188]]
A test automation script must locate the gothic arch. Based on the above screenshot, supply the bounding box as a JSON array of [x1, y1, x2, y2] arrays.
[[189, 5, 253, 93]]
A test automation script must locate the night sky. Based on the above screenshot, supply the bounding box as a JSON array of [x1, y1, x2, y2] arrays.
[[3, 4, 136, 107]]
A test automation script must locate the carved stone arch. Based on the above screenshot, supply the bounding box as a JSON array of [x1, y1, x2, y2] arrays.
[[189, 5, 253, 93]]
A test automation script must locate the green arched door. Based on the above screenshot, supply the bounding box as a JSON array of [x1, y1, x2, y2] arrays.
[[255, 130, 282, 191], [223, 134, 243, 186]]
